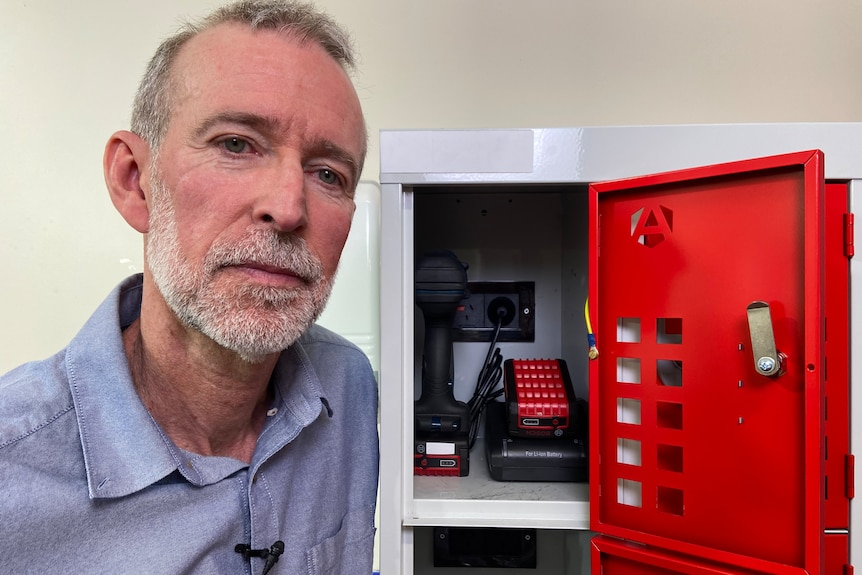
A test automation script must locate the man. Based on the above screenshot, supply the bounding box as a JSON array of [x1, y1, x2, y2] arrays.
[[0, 1, 378, 573]]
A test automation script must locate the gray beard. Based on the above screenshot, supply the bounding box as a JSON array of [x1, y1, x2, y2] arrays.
[[145, 175, 333, 363]]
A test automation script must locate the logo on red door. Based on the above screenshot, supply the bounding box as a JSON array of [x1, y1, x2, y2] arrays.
[[631, 205, 673, 247]]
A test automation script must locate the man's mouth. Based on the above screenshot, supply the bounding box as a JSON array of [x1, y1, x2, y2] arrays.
[[226, 261, 309, 288], [205, 232, 324, 287]]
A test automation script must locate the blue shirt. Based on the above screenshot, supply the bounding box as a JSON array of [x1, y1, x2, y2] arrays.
[[0, 275, 379, 574]]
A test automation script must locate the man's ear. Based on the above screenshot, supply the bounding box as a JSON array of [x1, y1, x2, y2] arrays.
[[104, 130, 153, 233]]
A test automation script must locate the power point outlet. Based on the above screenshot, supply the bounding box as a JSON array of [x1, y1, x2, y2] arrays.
[[452, 281, 535, 342], [486, 295, 517, 327], [452, 292, 486, 329]]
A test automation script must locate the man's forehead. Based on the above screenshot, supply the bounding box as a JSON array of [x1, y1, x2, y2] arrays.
[[173, 22, 326, 71], [169, 22, 359, 106]]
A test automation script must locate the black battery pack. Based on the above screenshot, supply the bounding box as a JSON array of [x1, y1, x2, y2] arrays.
[[484, 401, 587, 482]]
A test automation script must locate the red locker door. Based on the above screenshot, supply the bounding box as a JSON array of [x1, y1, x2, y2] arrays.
[[588, 151, 825, 574], [592, 535, 778, 575]]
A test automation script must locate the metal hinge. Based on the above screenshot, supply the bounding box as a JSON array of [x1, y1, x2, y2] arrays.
[[844, 213, 854, 258], [847, 454, 855, 499]]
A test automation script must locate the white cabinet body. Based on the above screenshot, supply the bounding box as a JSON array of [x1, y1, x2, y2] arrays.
[[378, 125, 860, 574]]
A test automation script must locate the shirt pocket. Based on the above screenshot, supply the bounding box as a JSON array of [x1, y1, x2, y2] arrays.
[[305, 507, 376, 575]]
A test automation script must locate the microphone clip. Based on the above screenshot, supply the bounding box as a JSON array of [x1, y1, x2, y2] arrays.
[[235, 541, 285, 574]]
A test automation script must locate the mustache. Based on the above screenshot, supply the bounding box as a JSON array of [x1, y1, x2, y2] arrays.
[[204, 230, 324, 284]]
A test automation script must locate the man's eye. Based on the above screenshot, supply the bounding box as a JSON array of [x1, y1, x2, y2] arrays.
[[318, 168, 339, 185], [222, 137, 248, 154]]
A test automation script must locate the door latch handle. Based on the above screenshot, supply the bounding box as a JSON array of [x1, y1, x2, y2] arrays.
[[746, 301, 785, 377]]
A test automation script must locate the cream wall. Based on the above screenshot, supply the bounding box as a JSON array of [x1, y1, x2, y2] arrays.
[[2, 0, 862, 372]]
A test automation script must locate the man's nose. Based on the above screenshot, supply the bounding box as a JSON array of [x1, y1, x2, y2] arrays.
[[252, 161, 308, 232]]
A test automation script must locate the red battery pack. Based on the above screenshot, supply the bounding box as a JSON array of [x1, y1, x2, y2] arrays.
[[504, 358, 577, 438]]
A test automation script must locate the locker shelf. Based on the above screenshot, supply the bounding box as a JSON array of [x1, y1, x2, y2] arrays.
[[408, 436, 590, 529]]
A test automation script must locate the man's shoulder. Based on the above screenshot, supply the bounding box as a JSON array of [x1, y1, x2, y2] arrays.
[[0, 351, 75, 449], [0, 276, 137, 450]]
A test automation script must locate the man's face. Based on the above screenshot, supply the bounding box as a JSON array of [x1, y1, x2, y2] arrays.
[[143, 24, 366, 362]]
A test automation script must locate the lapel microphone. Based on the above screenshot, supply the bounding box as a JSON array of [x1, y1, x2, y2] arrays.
[[235, 540, 285, 574]]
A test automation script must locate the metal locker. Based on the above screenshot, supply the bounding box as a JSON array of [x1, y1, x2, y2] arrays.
[[589, 151, 836, 574]]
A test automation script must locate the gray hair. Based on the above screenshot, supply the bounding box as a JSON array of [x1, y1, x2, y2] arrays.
[[130, 0, 358, 151]]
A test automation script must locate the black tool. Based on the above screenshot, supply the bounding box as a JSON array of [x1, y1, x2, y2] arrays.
[[414, 250, 471, 436]]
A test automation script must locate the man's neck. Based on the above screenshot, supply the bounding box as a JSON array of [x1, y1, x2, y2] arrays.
[[122, 307, 279, 464]]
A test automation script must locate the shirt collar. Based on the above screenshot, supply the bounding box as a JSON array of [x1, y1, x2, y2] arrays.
[[67, 275, 331, 499], [67, 275, 177, 499], [248, 331, 331, 471]]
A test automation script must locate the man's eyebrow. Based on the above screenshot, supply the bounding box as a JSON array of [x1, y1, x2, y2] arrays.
[[192, 112, 362, 183], [306, 138, 362, 185], [192, 111, 283, 140]]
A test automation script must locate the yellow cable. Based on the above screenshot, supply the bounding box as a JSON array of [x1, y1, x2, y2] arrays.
[[585, 297, 599, 360]]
